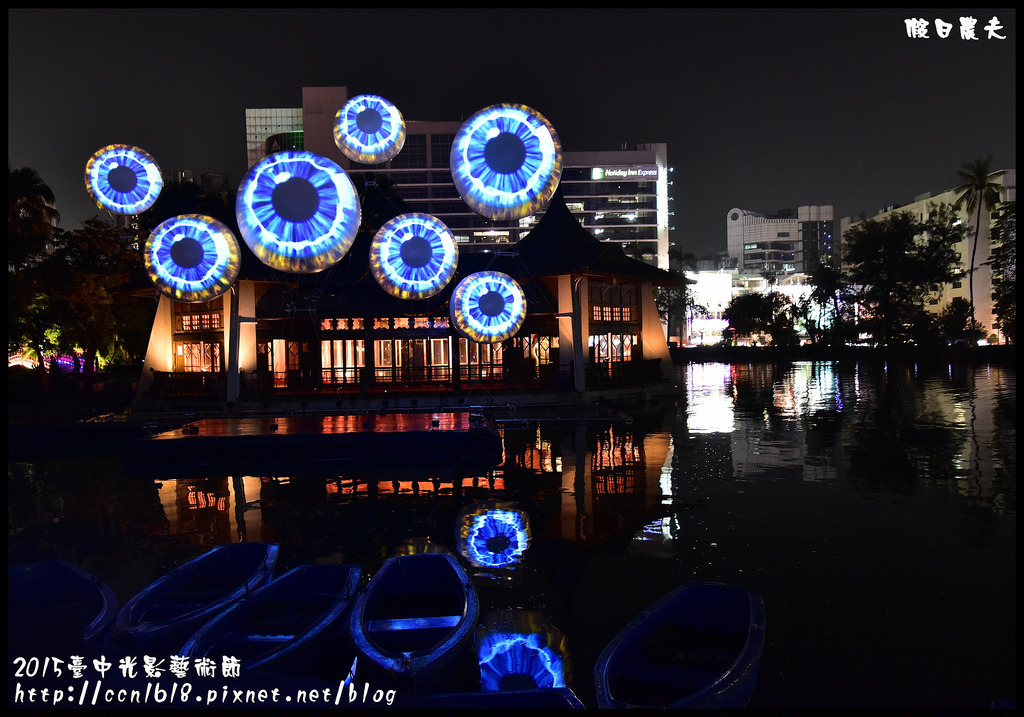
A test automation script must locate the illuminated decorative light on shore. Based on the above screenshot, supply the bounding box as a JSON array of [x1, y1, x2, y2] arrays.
[[144, 215, 240, 302], [450, 104, 562, 220], [370, 213, 458, 299], [236, 151, 360, 273], [334, 94, 406, 164], [450, 271, 526, 343], [8, 353, 37, 369], [85, 144, 163, 215]]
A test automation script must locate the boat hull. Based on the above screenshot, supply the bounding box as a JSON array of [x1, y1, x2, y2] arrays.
[[398, 686, 586, 708], [349, 553, 479, 694], [594, 581, 766, 709], [180, 563, 362, 678], [115, 542, 279, 655], [8, 559, 118, 657]]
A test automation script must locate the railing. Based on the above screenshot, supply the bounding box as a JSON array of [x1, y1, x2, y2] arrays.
[[149, 371, 226, 399]]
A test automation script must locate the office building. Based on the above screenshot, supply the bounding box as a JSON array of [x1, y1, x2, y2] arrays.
[[245, 87, 671, 269], [726, 205, 835, 275]]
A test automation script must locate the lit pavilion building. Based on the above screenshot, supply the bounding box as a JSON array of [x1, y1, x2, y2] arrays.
[[132, 187, 688, 415], [130, 88, 690, 415]]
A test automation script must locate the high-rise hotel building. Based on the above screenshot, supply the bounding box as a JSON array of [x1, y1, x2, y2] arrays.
[[245, 87, 672, 269]]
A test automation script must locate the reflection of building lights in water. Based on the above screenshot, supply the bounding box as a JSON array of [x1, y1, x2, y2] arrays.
[[185, 486, 228, 511], [477, 632, 566, 691], [685, 363, 735, 433], [764, 362, 844, 418], [633, 516, 680, 542]]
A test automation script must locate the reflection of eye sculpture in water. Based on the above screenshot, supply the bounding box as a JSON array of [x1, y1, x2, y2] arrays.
[[478, 632, 566, 691], [145, 215, 240, 302], [450, 104, 562, 221], [460, 509, 531, 569], [85, 144, 164, 215], [370, 213, 458, 299], [236, 151, 360, 274], [450, 271, 527, 343], [334, 94, 406, 165]]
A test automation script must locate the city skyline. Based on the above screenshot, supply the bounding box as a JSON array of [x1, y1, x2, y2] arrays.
[[8, 8, 1016, 258]]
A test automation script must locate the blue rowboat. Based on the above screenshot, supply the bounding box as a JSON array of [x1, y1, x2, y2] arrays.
[[593, 581, 766, 709], [349, 552, 479, 693], [399, 686, 586, 708], [115, 542, 279, 654], [180, 563, 362, 677], [8, 559, 118, 657]]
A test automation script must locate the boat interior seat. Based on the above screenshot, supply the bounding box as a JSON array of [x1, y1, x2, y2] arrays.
[[367, 615, 462, 632], [241, 632, 296, 642]]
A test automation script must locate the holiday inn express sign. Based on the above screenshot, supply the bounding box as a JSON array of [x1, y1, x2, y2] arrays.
[[590, 166, 659, 180]]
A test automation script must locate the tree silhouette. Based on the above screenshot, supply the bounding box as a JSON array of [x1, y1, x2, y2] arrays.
[[723, 291, 794, 346], [843, 205, 962, 346], [9, 165, 62, 380], [986, 200, 1015, 342], [938, 297, 985, 343], [36, 218, 149, 376], [8, 164, 60, 271], [806, 263, 854, 346], [954, 156, 1004, 343], [655, 245, 698, 343]]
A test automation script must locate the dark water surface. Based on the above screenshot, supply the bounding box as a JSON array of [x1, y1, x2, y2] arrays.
[[8, 360, 1015, 710]]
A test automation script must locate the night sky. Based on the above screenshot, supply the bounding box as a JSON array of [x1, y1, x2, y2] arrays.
[[8, 8, 1016, 258]]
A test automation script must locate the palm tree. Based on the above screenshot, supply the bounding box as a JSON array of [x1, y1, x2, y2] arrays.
[[665, 245, 698, 342], [8, 165, 60, 270], [808, 263, 851, 345], [9, 165, 61, 381], [954, 156, 1004, 344]]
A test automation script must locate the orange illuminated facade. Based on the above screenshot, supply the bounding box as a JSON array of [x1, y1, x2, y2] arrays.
[[133, 190, 689, 414]]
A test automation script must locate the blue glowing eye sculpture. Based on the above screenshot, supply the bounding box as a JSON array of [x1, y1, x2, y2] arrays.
[[85, 144, 163, 215], [334, 94, 406, 165], [450, 104, 562, 221], [458, 507, 531, 569], [236, 151, 360, 274], [371, 213, 458, 299], [144, 215, 240, 302], [450, 271, 526, 344]]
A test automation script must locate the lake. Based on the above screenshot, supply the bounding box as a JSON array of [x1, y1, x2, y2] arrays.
[[7, 360, 1016, 710]]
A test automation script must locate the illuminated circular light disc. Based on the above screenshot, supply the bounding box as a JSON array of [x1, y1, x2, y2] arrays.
[[370, 213, 458, 299], [144, 214, 240, 302], [236, 151, 360, 274], [85, 144, 163, 215], [450, 104, 562, 221], [462, 509, 530, 569], [334, 94, 406, 164], [450, 271, 526, 343], [478, 632, 565, 692]]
